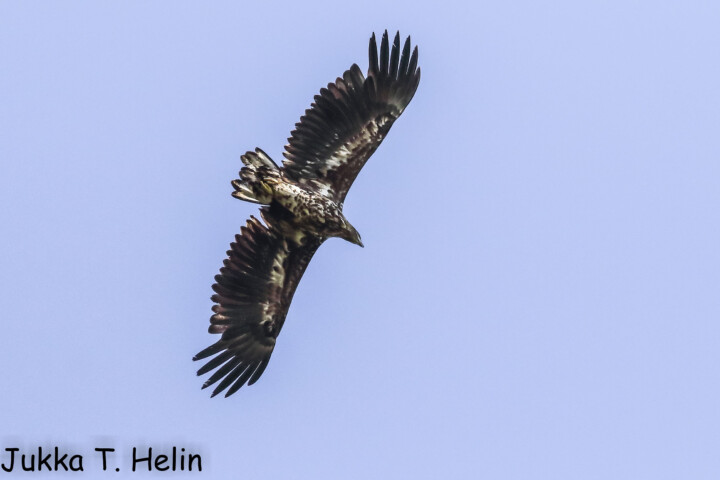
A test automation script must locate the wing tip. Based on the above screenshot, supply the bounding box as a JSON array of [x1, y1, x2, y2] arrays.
[[365, 30, 420, 110], [368, 30, 420, 75]]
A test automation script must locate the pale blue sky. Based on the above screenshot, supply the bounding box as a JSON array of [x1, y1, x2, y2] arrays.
[[2, 1, 720, 478]]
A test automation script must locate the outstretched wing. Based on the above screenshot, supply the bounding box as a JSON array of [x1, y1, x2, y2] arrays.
[[193, 216, 322, 397], [282, 31, 421, 204]]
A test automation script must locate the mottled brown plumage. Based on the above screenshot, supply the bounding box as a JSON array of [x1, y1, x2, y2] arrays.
[[194, 31, 420, 397]]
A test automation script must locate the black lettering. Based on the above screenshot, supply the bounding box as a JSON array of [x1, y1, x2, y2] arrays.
[[21, 452, 34, 471], [132, 447, 152, 472], [155, 454, 168, 471], [53, 447, 68, 471], [95, 448, 115, 471], [37, 447, 51, 471], [188, 453, 202, 471], [2, 448, 17, 472], [68, 454, 83, 471]]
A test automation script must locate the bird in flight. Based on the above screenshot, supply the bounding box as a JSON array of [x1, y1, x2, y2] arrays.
[[194, 31, 421, 397]]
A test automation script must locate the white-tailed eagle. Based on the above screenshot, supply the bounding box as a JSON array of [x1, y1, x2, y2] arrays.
[[194, 31, 420, 397]]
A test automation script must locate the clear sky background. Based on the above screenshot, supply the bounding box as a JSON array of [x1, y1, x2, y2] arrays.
[[2, 1, 720, 478]]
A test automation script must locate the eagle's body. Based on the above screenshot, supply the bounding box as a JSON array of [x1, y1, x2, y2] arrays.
[[233, 150, 361, 246], [194, 31, 420, 397]]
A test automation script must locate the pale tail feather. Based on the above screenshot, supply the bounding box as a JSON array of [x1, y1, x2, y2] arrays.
[[231, 148, 281, 204]]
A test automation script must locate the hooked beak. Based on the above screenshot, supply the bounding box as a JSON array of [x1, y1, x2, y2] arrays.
[[350, 229, 364, 248], [343, 223, 364, 248]]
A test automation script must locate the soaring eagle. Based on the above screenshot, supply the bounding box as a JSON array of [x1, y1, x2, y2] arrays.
[[194, 31, 420, 397]]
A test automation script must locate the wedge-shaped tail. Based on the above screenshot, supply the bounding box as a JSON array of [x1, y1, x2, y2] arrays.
[[231, 148, 281, 204]]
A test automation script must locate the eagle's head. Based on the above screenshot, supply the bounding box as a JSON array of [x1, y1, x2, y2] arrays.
[[339, 220, 364, 248]]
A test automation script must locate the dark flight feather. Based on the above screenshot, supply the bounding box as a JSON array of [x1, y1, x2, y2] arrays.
[[194, 215, 322, 397], [283, 30, 421, 204]]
